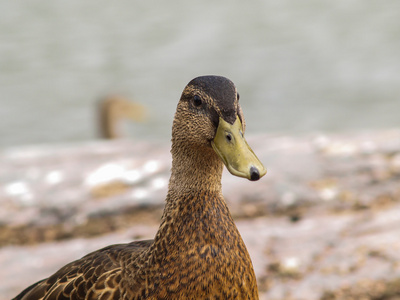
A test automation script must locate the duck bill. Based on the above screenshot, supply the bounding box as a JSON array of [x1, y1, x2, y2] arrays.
[[211, 116, 267, 181]]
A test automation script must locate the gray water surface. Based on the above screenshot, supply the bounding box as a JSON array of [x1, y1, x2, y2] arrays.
[[1, 1, 399, 147]]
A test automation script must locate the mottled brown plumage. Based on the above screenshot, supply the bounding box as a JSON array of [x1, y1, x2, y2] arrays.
[[14, 76, 265, 300]]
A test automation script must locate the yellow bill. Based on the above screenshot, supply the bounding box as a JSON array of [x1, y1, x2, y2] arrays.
[[211, 116, 267, 181]]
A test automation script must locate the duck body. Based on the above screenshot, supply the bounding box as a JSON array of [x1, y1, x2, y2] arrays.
[[126, 190, 258, 299], [14, 76, 265, 300]]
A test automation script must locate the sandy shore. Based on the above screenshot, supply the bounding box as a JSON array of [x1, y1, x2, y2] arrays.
[[1, 130, 400, 299]]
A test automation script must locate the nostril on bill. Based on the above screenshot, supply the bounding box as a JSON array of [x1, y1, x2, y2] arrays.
[[249, 166, 260, 181]]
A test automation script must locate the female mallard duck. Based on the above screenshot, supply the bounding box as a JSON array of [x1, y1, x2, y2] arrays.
[[14, 76, 266, 300], [99, 95, 146, 139]]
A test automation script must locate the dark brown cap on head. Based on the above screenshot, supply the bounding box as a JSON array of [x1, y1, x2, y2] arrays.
[[187, 76, 238, 125]]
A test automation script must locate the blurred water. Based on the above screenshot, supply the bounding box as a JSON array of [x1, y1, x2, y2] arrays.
[[0, 0, 399, 147]]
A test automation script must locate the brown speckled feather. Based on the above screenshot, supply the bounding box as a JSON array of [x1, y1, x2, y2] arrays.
[[14, 76, 260, 300], [15, 241, 152, 300]]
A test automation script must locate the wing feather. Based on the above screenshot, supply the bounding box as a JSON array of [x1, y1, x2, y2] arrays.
[[14, 240, 153, 300]]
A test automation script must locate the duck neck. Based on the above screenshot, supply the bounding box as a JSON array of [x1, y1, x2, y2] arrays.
[[150, 141, 237, 249], [168, 141, 224, 194]]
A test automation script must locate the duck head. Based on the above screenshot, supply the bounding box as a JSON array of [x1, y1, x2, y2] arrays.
[[172, 75, 266, 181]]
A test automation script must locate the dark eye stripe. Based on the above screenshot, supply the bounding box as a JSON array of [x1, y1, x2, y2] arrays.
[[209, 106, 219, 128]]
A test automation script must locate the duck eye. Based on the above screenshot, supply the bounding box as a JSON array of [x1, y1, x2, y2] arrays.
[[237, 93, 240, 101], [193, 95, 202, 107]]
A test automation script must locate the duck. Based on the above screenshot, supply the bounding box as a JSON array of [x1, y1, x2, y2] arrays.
[[14, 75, 267, 300], [98, 95, 146, 139]]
